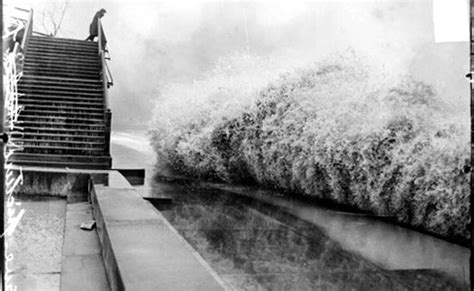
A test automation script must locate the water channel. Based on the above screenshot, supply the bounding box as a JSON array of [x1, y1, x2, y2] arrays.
[[148, 178, 468, 291], [112, 130, 469, 290]]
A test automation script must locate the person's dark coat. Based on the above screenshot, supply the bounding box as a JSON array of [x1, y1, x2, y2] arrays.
[[89, 9, 105, 37], [87, 9, 107, 47]]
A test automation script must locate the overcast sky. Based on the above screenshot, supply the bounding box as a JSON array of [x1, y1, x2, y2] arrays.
[[7, 0, 469, 129]]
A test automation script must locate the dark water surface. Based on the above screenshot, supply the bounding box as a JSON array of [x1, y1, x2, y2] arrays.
[[150, 180, 466, 291]]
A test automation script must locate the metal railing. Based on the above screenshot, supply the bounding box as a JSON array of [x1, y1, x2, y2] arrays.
[[20, 8, 33, 52], [98, 19, 114, 102], [98, 18, 113, 161]]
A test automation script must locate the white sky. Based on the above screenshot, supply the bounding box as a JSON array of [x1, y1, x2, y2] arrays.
[[6, 0, 469, 41]]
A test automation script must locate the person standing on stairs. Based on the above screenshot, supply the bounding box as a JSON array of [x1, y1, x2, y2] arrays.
[[85, 8, 107, 42]]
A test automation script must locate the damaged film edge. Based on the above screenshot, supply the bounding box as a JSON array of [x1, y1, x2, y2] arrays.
[[3, 39, 25, 291]]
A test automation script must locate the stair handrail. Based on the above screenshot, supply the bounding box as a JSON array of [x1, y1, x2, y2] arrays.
[[20, 7, 33, 52], [98, 18, 112, 162], [98, 19, 113, 87]]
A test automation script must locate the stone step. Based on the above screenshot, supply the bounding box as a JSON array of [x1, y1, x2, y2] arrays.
[[10, 153, 111, 169], [20, 91, 103, 100], [18, 83, 103, 93], [24, 61, 100, 71], [23, 65, 100, 75], [9, 159, 110, 169], [27, 40, 98, 51], [29, 42, 98, 52], [18, 114, 104, 123], [11, 132, 105, 141], [30, 36, 98, 47], [22, 109, 104, 117], [18, 98, 102, 107], [19, 102, 103, 111], [24, 57, 99, 68], [26, 48, 98, 59], [17, 146, 105, 156], [14, 144, 104, 152], [25, 55, 99, 66], [19, 99, 104, 108], [25, 53, 99, 64], [23, 59, 100, 72], [26, 52, 98, 63], [18, 120, 105, 130], [19, 75, 102, 86], [28, 43, 98, 54], [18, 88, 103, 103], [19, 126, 105, 134], [23, 103, 104, 112], [12, 138, 105, 146], [22, 69, 100, 79], [23, 66, 101, 76], [27, 46, 98, 57], [12, 153, 110, 161], [19, 81, 102, 90], [27, 42, 98, 51]]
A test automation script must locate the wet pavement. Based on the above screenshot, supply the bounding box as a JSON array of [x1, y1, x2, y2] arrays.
[[6, 197, 66, 291]]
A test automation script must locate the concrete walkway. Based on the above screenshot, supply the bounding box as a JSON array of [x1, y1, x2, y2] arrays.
[[60, 202, 110, 290]]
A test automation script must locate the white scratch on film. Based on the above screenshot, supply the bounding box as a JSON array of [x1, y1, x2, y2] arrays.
[[3, 38, 25, 291]]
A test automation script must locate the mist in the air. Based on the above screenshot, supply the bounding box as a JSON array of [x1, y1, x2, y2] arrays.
[[27, 0, 468, 129]]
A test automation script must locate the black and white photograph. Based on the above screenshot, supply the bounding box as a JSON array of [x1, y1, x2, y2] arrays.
[[1, 0, 471, 290]]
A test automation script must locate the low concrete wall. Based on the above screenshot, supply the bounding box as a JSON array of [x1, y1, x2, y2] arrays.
[[13, 170, 89, 202], [89, 171, 227, 291]]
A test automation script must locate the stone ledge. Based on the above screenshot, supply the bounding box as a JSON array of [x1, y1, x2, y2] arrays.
[[90, 171, 226, 291]]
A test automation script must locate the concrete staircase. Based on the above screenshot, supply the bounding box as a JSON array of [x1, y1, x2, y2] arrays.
[[12, 35, 112, 169]]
